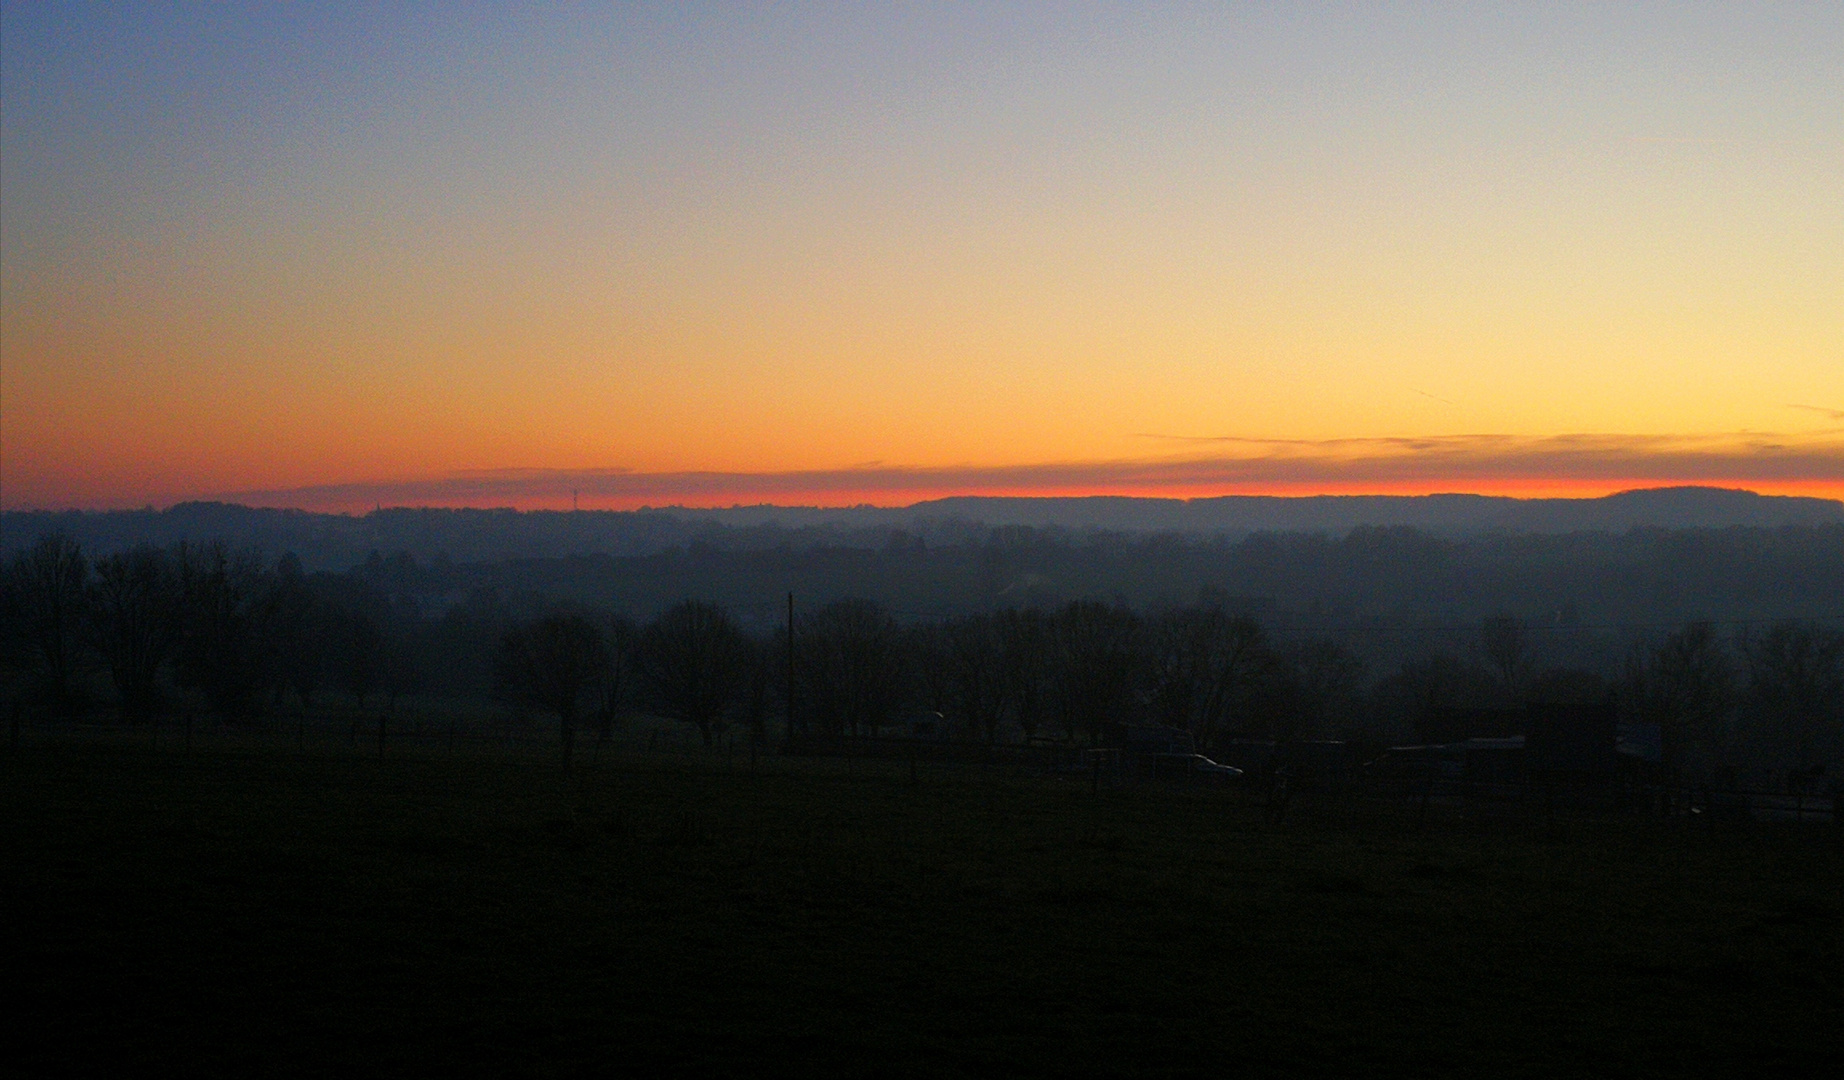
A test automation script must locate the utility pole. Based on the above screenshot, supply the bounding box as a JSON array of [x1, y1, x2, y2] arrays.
[[786, 591, 796, 744]]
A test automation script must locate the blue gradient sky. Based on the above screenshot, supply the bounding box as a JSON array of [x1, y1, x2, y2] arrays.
[[3, 3, 1840, 509]]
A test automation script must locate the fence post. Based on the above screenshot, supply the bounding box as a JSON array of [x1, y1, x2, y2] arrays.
[[1269, 770, 1294, 825]]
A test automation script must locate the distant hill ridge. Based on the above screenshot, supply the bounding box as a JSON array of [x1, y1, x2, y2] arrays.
[[909, 487, 1844, 533], [4, 487, 1840, 571]]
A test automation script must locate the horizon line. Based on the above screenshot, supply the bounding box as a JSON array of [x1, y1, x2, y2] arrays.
[[8, 432, 1841, 512], [11, 432, 1841, 512], [8, 483, 1844, 518]]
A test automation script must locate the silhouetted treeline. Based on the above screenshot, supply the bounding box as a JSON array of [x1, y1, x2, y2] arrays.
[[8, 489, 1841, 570], [1, 536, 419, 724], [5, 531, 1841, 783], [8, 503, 1842, 630], [287, 523, 1844, 640]]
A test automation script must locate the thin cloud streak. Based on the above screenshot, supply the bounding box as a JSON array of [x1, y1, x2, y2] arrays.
[[229, 432, 1844, 510]]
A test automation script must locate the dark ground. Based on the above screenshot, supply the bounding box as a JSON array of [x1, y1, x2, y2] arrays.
[[5, 737, 1840, 1077]]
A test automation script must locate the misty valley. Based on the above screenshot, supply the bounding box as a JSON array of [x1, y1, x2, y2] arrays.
[[5, 511, 1841, 1076]]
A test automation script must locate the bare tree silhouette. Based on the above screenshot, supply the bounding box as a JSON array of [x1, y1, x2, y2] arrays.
[[1144, 606, 1268, 751], [498, 613, 609, 768], [89, 544, 183, 726], [5, 534, 92, 720], [944, 614, 1006, 743], [174, 542, 279, 722], [1480, 615, 1529, 692], [1047, 601, 1141, 744], [589, 613, 637, 748], [1740, 621, 1844, 772], [1626, 621, 1736, 774], [994, 608, 1049, 740], [795, 599, 907, 739], [636, 601, 749, 748]]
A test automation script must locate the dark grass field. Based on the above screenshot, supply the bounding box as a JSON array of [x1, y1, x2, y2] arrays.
[[5, 738, 1841, 1077]]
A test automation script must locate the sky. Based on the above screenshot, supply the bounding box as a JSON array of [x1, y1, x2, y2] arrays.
[[3, 2, 1840, 511]]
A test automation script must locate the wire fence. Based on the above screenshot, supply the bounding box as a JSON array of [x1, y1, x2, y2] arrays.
[[10, 712, 1838, 833]]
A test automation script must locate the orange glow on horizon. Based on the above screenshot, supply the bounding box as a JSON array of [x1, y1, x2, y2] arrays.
[[4, 9, 1839, 517], [213, 479, 1844, 516]]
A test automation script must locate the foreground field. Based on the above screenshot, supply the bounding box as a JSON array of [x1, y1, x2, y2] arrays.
[[5, 740, 1840, 1077]]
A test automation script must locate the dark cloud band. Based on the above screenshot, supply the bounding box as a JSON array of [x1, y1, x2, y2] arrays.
[[227, 432, 1844, 509]]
